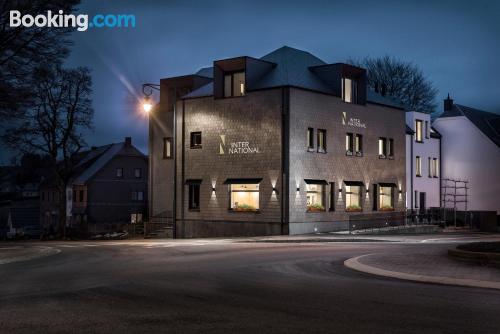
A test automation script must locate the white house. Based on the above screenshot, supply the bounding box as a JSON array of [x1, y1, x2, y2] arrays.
[[406, 111, 441, 212], [433, 96, 500, 214]]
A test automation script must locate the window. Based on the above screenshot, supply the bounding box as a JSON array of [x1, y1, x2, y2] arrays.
[[428, 157, 432, 177], [163, 137, 172, 159], [190, 132, 202, 149], [306, 184, 325, 211], [342, 77, 357, 103], [230, 184, 259, 211], [434, 158, 439, 178], [188, 184, 200, 211], [355, 134, 363, 156], [134, 168, 142, 178], [345, 185, 361, 211], [416, 156, 422, 177], [378, 137, 387, 158], [132, 191, 144, 201], [116, 168, 123, 178], [346, 133, 354, 155], [307, 128, 314, 151], [79, 190, 84, 202], [131, 213, 143, 224], [415, 120, 423, 142], [224, 71, 245, 97], [379, 186, 394, 210], [329, 182, 335, 211], [414, 190, 419, 208], [425, 121, 429, 139], [388, 138, 394, 158], [317, 129, 326, 153]]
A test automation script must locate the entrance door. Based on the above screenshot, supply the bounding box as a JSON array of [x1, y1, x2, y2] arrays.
[[419, 192, 426, 214]]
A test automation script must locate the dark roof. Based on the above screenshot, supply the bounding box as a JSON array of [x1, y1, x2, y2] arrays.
[[181, 46, 404, 109], [9, 207, 39, 228], [438, 104, 500, 147]]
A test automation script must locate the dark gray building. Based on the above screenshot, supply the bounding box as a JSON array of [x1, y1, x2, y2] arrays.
[[150, 46, 407, 237], [41, 137, 148, 235]]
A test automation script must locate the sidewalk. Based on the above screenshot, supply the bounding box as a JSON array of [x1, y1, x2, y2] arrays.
[[345, 244, 500, 290]]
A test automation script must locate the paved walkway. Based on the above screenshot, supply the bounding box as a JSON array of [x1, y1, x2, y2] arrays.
[[345, 244, 500, 290], [0, 245, 60, 265]]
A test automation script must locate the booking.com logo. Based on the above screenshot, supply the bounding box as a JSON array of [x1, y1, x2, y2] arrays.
[[9, 10, 136, 32]]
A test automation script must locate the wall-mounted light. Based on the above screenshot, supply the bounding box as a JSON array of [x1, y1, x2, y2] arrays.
[[398, 189, 402, 194], [296, 187, 300, 192], [338, 188, 342, 193], [366, 188, 369, 193], [273, 187, 279, 194], [212, 187, 216, 193]]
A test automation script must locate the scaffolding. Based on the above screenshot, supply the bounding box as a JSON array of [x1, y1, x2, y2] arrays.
[[441, 178, 469, 227]]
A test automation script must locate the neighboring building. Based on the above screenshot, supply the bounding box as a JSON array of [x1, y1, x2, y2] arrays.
[[433, 96, 500, 214], [149, 46, 407, 238], [40, 137, 148, 234], [405, 111, 441, 212], [6, 207, 41, 239]]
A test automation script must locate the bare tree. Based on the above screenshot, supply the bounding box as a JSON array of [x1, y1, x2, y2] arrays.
[[0, 0, 80, 119], [2, 65, 93, 237], [350, 56, 438, 113]]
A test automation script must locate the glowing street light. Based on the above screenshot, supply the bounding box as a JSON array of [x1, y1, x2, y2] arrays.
[[141, 83, 160, 114]]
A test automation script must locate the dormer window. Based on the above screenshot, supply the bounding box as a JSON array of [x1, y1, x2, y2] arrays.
[[342, 77, 358, 104], [224, 71, 245, 97]]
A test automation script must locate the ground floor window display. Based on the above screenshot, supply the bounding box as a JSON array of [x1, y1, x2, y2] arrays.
[[345, 185, 361, 211], [306, 183, 325, 211], [229, 184, 260, 211], [379, 186, 394, 211]]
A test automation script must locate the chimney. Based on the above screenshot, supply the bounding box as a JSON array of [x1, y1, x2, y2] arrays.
[[444, 93, 453, 111], [125, 137, 132, 147], [381, 83, 387, 97]]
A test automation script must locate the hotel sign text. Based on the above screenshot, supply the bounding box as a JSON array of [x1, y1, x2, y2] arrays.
[[219, 135, 260, 155]]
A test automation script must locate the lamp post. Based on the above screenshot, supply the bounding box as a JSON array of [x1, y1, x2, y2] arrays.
[[142, 83, 160, 113]]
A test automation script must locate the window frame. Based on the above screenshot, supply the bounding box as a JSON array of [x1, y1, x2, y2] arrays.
[[416, 156, 422, 177], [223, 71, 246, 98], [317, 129, 327, 153], [355, 134, 363, 156], [378, 137, 387, 159], [188, 184, 201, 211], [229, 183, 260, 212], [329, 182, 335, 212], [306, 183, 326, 212], [190, 132, 202, 149], [388, 138, 394, 158], [116, 168, 123, 178], [346, 133, 354, 156], [378, 186, 394, 211], [342, 77, 358, 104], [415, 120, 423, 143], [163, 137, 173, 159], [345, 185, 362, 211], [307, 128, 314, 151], [134, 168, 142, 178], [433, 158, 439, 178]]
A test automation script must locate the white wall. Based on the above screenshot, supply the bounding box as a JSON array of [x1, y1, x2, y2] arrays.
[[433, 116, 500, 214], [406, 111, 441, 210]]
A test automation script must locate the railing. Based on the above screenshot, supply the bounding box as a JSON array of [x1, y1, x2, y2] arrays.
[[348, 211, 406, 234]]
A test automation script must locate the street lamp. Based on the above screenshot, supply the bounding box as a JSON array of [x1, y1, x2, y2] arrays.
[[142, 83, 160, 113]]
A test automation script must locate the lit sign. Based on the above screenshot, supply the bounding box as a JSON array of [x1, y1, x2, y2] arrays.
[[343, 112, 366, 128], [219, 135, 260, 155]]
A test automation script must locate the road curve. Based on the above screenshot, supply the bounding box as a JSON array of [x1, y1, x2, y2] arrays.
[[0, 239, 499, 334]]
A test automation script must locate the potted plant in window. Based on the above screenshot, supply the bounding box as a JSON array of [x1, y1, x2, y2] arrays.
[[346, 205, 362, 212], [380, 205, 394, 211], [234, 204, 257, 212], [307, 203, 325, 212]]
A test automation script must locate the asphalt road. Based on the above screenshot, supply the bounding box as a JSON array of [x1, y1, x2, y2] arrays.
[[1, 237, 499, 333]]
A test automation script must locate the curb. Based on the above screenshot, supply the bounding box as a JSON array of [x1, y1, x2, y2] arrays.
[[448, 247, 500, 266], [344, 254, 500, 290]]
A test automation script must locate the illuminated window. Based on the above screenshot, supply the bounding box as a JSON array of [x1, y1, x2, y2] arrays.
[[345, 185, 361, 211], [116, 168, 123, 178], [131, 213, 143, 224], [415, 120, 423, 142], [230, 184, 259, 211], [163, 137, 172, 158], [346, 133, 354, 155], [416, 156, 422, 176], [355, 134, 363, 155], [379, 186, 394, 210], [306, 183, 325, 211], [434, 158, 439, 177], [342, 77, 357, 103], [224, 71, 245, 97], [317, 129, 326, 153], [307, 128, 314, 150], [379, 138, 387, 158]]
